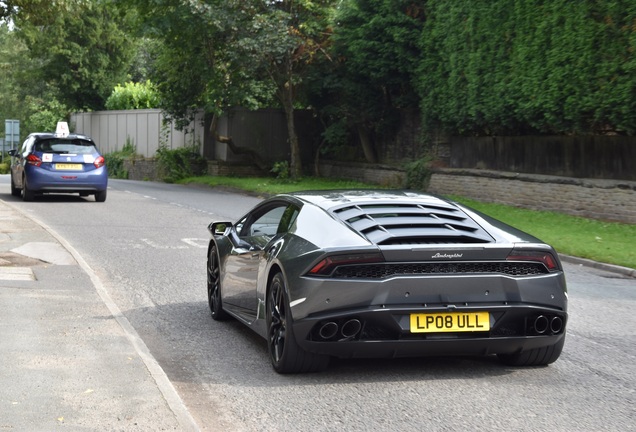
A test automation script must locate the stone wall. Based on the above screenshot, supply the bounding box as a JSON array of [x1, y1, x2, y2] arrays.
[[314, 162, 636, 224], [428, 169, 636, 224], [123, 159, 266, 182], [122, 158, 636, 224], [317, 160, 406, 187]]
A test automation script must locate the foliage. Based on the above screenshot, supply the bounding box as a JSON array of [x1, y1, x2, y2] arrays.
[[271, 161, 290, 180], [0, 162, 9, 174], [156, 145, 207, 183], [105, 81, 160, 110], [126, 0, 336, 177], [14, 0, 134, 111], [22, 94, 69, 133], [124, 0, 274, 129], [104, 137, 140, 179], [404, 156, 432, 191], [417, 0, 636, 135], [304, 0, 426, 165]]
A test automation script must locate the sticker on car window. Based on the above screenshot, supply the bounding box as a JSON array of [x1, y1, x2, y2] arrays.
[[83, 155, 95, 163], [42, 153, 53, 162]]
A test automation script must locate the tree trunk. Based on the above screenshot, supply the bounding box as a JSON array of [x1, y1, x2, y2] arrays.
[[281, 85, 302, 178], [357, 124, 377, 163]]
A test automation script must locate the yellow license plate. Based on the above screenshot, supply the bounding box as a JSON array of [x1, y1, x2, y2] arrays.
[[55, 164, 83, 170], [410, 312, 490, 333]]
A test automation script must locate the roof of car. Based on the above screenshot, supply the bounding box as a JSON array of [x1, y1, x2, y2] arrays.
[[29, 132, 94, 141], [282, 190, 453, 210]]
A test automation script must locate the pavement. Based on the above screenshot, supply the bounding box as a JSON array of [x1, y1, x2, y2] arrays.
[[0, 199, 199, 431], [0, 197, 634, 431]]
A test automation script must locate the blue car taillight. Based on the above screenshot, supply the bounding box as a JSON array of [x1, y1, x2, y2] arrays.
[[94, 155, 105, 168], [26, 154, 42, 167]]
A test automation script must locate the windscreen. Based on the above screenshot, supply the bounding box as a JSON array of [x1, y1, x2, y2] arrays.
[[35, 139, 98, 155]]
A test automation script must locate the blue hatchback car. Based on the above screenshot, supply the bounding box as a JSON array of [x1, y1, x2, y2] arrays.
[[8, 126, 108, 202]]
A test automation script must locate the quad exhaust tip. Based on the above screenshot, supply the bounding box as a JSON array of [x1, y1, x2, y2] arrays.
[[533, 315, 564, 335], [317, 319, 362, 341]]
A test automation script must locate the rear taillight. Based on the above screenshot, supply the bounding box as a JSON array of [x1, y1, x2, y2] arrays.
[[506, 249, 559, 272], [94, 156, 105, 168], [26, 154, 42, 167], [308, 252, 384, 276]]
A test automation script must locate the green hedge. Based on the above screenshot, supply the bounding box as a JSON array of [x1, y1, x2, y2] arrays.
[[417, 0, 636, 135]]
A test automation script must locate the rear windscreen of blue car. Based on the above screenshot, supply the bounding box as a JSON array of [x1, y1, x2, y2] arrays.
[[35, 139, 98, 154]]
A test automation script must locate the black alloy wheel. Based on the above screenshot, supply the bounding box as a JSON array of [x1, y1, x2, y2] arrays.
[[267, 272, 329, 374], [207, 244, 229, 321]]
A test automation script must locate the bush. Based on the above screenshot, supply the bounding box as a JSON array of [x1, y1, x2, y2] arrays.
[[104, 137, 139, 179], [0, 162, 9, 174], [404, 156, 431, 191], [105, 81, 160, 110], [156, 145, 207, 183]]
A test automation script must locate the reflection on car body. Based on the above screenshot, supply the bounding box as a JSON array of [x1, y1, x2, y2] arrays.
[[206, 190, 567, 373]]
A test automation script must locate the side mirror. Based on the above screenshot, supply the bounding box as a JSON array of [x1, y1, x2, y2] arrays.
[[208, 221, 233, 236], [8, 149, 17, 157]]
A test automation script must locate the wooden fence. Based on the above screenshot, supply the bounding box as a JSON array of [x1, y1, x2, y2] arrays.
[[448, 136, 635, 181]]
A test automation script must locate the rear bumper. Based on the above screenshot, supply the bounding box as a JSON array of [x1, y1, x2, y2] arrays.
[[26, 166, 108, 192], [288, 271, 567, 358], [293, 304, 567, 358]]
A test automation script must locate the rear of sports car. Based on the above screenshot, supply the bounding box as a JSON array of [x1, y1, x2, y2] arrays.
[[286, 193, 567, 366]]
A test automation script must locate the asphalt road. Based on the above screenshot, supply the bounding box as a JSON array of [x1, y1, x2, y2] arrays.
[[1, 177, 635, 431]]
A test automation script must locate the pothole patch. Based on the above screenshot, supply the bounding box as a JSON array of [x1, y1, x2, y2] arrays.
[[0, 252, 47, 267], [0, 266, 35, 281]]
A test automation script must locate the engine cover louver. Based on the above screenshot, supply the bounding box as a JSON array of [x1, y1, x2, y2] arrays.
[[331, 202, 493, 245]]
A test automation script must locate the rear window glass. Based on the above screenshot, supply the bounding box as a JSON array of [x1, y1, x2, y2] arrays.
[[34, 139, 98, 154]]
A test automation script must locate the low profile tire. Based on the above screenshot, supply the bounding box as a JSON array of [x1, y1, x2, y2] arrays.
[[497, 336, 565, 366], [207, 244, 229, 321], [267, 272, 329, 374], [22, 176, 34, 202], [95, 190, 107, 202], [10, 174, 20, 197]]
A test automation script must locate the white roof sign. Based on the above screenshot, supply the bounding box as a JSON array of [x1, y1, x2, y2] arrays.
[[55, 121, 70, 137]]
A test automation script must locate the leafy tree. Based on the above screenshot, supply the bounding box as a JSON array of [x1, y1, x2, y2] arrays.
[[105, 81, 160, 110], [127, 1, 271, 125], [317, 0, 424, 162], [127, 0, 336, 177], [13, 0, 134, 111], [0, 0, 59, 20], [242, 0, 336, 177], [0, 22, 68, 138]]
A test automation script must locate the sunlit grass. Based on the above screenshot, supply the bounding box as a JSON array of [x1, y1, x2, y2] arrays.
[[451, 197, 636, 270], [179, 175, 635, 270], [179, 175, 377, 195]]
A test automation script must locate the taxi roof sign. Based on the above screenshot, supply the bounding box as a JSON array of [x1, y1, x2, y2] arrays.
[[55, 121, 70, 137]]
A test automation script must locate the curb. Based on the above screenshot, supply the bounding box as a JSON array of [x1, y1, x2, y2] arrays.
[[559, 254, 636, 278]]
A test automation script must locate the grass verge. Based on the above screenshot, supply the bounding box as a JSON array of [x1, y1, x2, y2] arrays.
[[179, 176, 635, 270]]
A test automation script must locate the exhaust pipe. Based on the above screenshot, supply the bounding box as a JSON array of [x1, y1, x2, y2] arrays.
[[341, 319, 362, 339], [550, 316, 564, 334], [534, 315, 549, 334], [318, 322, 339, 340]]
